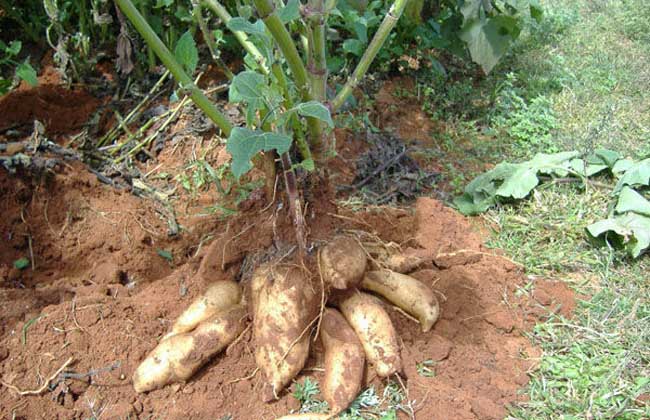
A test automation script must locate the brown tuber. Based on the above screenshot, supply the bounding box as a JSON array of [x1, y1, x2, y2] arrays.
[[252, 264, 318, 400], [320, 308, 365, 415], [338, 291, 402, 377], [319, 236, 367, 289], [133, 305, 247, 393], [165, 280, 242, 339], [361, 270, 439, 332]]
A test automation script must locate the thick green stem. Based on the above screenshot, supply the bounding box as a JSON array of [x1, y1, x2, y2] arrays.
[[193, 2, 234, 80], [272, 64, 313, 164], [331, 0, 411, 112], [306, 0, 328, 159], [306, 0, 327, 102], [115, 0, 233, 136], [139, 0, 157, 70], [201, 0, 269, 74], [251, 0, 324, 156]]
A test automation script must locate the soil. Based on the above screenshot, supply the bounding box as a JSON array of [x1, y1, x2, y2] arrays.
[[0, 79, 577, 420], [0, 65, 100, 135]]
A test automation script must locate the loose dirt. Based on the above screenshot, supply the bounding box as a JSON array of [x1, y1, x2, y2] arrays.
[[0, 81, 576, 420], [0, 162, 575, 419]]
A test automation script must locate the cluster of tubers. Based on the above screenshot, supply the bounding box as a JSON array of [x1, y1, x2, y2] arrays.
[[133, 235, 440, 418]]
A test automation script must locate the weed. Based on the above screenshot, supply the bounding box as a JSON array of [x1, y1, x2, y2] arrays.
[[492, 73, 558, 154], [416, 359, 436, 377]]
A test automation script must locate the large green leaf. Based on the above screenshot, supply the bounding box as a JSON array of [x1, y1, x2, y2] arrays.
[[586, 213, 650, 258], [174, 31, 198, 74], [613, 159, 650, 193], [460, 16, 518, 74], [229, 71, 266, 104], [226, 128, 292, 178]]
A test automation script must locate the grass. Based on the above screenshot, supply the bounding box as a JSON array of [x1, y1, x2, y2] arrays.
[[413, 0, 650, 418]]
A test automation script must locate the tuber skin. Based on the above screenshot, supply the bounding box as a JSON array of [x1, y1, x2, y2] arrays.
[[382, 253, 428, 274], [133, 305, 247, 393], [320, 308, 365, 415], [361, 270, 440, 332], [252, 264, 318, 400], [165, 280, 242, 339], [338, 291, 402, 377], [319, 236, 367, 289]]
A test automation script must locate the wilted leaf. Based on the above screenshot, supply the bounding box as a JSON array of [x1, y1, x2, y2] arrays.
[[226, 128, 292, 178], [174, 31, 198, 74], [613, 159, 650, 193], [454, 151, 580, 215], [615, 187, 650, 217], [586, 213, 650, 258]]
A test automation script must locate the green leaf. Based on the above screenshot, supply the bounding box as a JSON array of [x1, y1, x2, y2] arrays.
[[157, 249, 173, 262], [278, 0, 300, 23], [615, 187, 650, 217], [13, 257, 30, 270], [342, 39, 365, 56], [613, 159, 650, 193], [454, 151, 580, 215], [588, 148, 621, 168], [529, 0, 543, 22], [612, 158, 635, 177], [229, 71, 266, 103], [174, 31, 198, 74], [586, 213, 650, 258], [293, 101, 334, 127], [227, 18, 267, 36], [7, 40, 22, 56], [16, 61, 38, 87], [226, 128, 292, 178], [569, 158, 607, 177]]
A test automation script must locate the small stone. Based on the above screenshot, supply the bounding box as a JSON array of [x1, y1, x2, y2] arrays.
[[429, 334, 453, 361], [132, 400, 144, 414], [120, 373, 126, 380], [182, 385, 194, 394]]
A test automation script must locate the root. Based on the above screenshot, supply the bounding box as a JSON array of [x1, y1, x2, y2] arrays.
[[1, 357, 74, 396], [313, 252, 327, 341]]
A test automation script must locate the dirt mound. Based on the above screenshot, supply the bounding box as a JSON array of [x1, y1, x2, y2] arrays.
[[0, 157, 575, 420], [0, 84, 99, 134]]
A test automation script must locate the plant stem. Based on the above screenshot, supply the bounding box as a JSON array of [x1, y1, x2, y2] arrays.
[[306, 0, 329, 159], [251, 0, 324, 158], [272, 64, 313, 163], [306, 0, 327, 102], [280, 152, 306, 254], [201, 0, 269, 75], [193, 1, 234, 80], [115, 0, 233, 136], [138, 0, 157, 71], [330, 0, 411, 112]]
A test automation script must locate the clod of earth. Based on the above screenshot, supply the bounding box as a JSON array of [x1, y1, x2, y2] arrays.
[[132, 235, 442, 416]]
